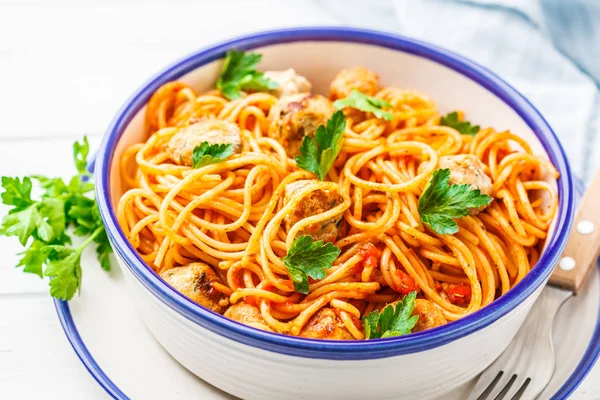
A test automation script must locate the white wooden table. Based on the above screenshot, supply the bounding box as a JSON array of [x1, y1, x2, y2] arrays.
[[0, 1, 598, 398]]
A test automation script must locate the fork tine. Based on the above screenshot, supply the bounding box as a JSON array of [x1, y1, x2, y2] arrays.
[[467, 370, 503, 400], [468, 370, 516, 400], [469, 371, 500, 399], [496, 375, 530, 400], [517, 371, 554, 399], [488, 373, 517, 400], [511, 377, 531, 400]]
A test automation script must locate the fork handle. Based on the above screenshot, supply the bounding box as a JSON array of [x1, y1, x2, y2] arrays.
[[550, 170, 600, 294]]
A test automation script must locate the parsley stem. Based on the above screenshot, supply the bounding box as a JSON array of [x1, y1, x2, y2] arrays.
[[76, 225, 104, 253]]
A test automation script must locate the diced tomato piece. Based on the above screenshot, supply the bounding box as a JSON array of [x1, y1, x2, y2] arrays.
[[357, 243, 381, 269], [306, 223, 320, 233], [393, 269, 419, 295], [446, 284, 472, 306], [243, 296, 256, 307]]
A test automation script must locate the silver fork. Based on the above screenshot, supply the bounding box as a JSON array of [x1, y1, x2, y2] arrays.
[[467, 286, 570, 400], [468, 170, 600, 400]]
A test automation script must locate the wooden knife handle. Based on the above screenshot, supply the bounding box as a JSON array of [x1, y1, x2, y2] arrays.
[[550, 170, 600, 294]]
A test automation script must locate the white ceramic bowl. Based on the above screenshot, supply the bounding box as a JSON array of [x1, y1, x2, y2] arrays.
[[95, 28, 574, 400]]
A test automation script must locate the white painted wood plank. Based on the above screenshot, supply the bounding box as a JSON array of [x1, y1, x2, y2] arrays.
[[0, 296, 106, 399], [0, 136, 102, 177], [0, 1, 337, 139]]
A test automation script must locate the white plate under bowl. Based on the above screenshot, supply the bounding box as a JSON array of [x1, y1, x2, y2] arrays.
[[54, 179, 599, 399]]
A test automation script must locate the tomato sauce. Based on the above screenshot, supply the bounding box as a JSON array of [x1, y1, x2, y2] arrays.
[[393, 269, 418, 295], [446, 283, 472, 306], [357, 243, 381, 269]]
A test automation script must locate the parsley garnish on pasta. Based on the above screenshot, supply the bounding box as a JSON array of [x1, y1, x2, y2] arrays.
[[295, 110, 346, 181], [418, 168, 492, 235], [192, 142, 234, 169], [216, 50, 279, 100], [281, 235, 341, 294], [333, 90, 393, 120], [440, 111, 480, 136], [0, 137, 112, 300], [363, 291, 419, 339]]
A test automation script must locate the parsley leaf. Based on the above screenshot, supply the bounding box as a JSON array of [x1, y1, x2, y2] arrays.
[[216, 50, 278, 100], [1, 204, 42, 246], [0, 136, 113, 301], [34, 176, 69, 198], [295, 110, 346, 180], [17, 240, 48, 277], [1, 176, 34, 209], [296, 137, 320, 177], [418, 169, 492, 235], [281, 235, 341, 294], [73, 136, 91, 175], [44, 245, 82, 300], [440, 112, 480, 136], [333, 90, 393, 120], [192, 142, 234, 169], [94, 229, 112, 272], [362, 291, 419, 339], [38, 198, 66, 242]]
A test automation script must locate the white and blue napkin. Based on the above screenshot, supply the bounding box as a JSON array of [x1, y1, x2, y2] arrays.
[[320, 0, 600, 181]]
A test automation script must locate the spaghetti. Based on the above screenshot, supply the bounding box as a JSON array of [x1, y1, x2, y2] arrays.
[[117, 64, 558, 340]]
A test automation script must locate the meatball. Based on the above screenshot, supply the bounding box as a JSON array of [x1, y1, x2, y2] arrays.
[[299, 307, 354, 340], [268, 94, 335, 157], [329, 66, 380, 101], [439, 154, 493, 214], [224, 303, 273, 332], [160, 263, 229, 313], [264, 69, 312, 98], [411, 299, 447, 332], [167, 119, 241, 166], [439, 154, 492, 195], [284, 180, 344, 243]]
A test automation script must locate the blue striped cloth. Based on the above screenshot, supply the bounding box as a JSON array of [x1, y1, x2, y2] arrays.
[[320, 0, 600, 181]]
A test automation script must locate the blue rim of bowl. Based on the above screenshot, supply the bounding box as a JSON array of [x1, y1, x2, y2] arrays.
[[94, 27, 574, 360], [54, 299, 127, 399], [53, 179, 597, 400]]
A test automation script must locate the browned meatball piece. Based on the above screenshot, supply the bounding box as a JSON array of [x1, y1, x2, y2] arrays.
[[224, 303, 273, 332], [167, 119, 241, 166], [160, 263, 229, 313], [439, 154, 493, 214], [299, 308, 354, 340], [284, 180, 344, 243], [438, 154, 492, 195], [264, 69, 312, 98], [411, 299, 447, 332], [267, 94, 335, 157], [329, 66, 380, 101]]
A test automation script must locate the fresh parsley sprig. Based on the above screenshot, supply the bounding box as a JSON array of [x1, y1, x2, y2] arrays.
[[192, 142, 234, 169], [216, 50, 278, 100], [281, 235, 341, 294], [418, 168, 492, 235], [0, 137, 113, 300], [295, 110, 346, 180], [440, 111, 480, 136], [362, 291, 419, 339], [333, 90, 394, 120]]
